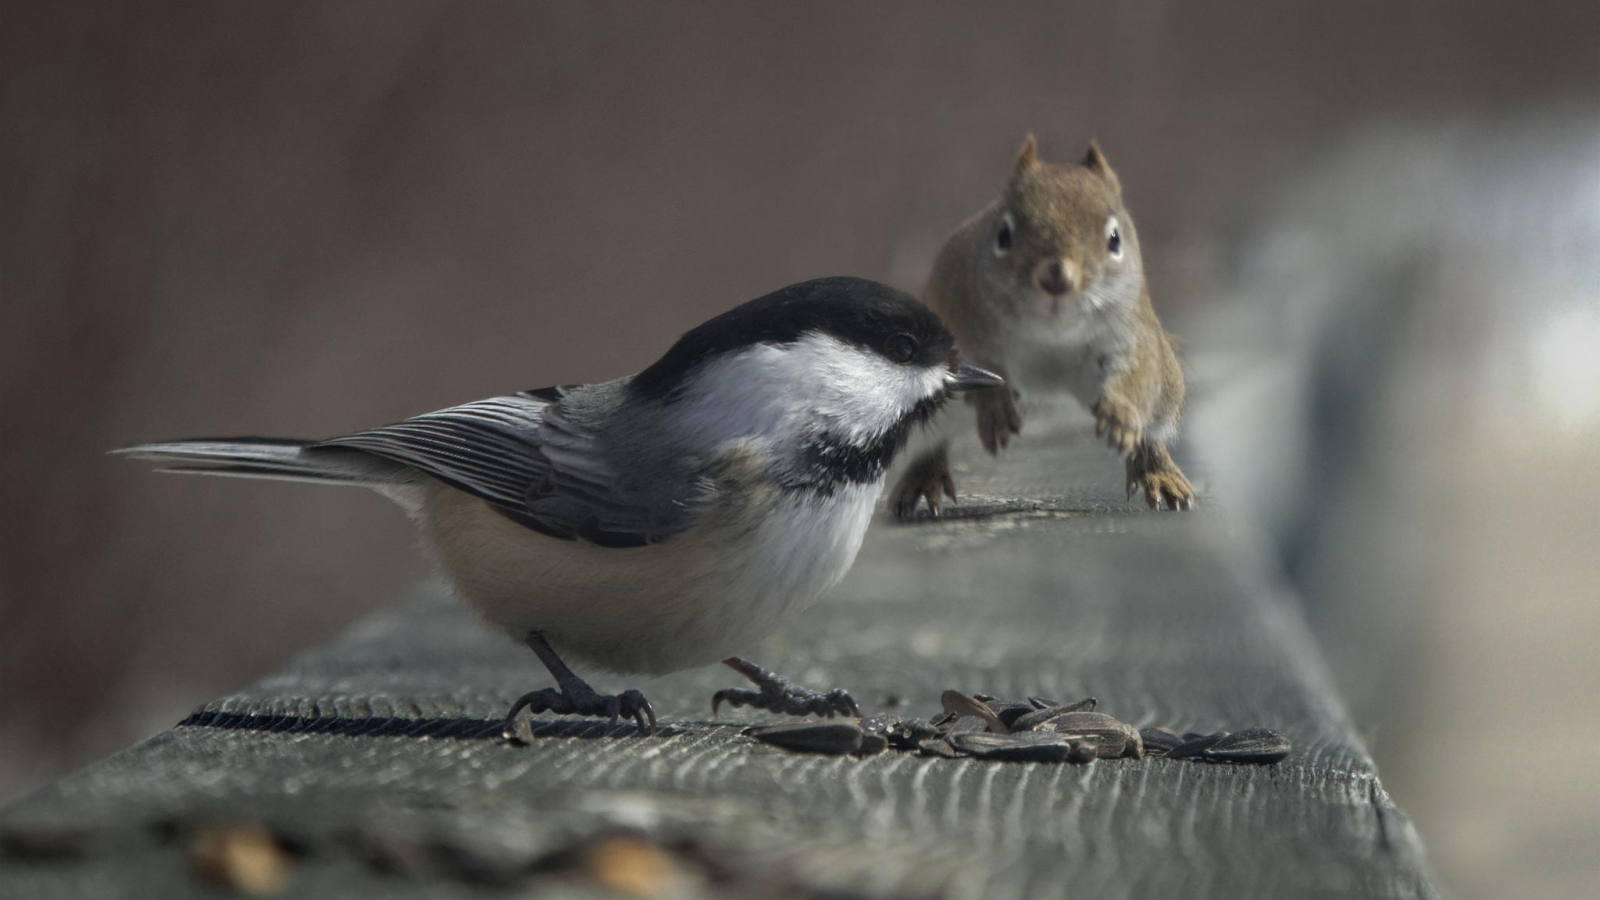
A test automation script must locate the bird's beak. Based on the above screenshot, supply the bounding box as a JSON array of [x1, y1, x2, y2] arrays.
[[947, 361, 1005, 394]]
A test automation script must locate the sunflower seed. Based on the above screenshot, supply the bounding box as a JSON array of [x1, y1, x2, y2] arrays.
[[859, 713, 901, 736], [885, 717, 940, 750], [940, 690, 1007, 732], [854, 731, 890, 756], [993, 703, 1040, 730], [1200, 728, 1291, 764], [1139, 727, 1183, 757], [1027, 696, 1095, 711], [744, 721, 863, 755], [1165, 731, 1228, 760], [1049, 712, 1143, 757], [947, 732, 1076, 762], [918, 737, 962, 758], [974, 695, 1042, 726], [1009, 702, 1104, 733], [1068, 738, 1101, 763], [945, 716, 992, 735]]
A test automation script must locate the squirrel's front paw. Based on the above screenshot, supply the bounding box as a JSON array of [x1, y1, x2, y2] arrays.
[[1125, 447, 1195, 511], [972, 387, 1022, 455], [890, 444, 957, 521], [1092, 398, 1142, 456]]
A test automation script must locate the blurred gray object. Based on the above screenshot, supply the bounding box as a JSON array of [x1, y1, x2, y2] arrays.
[[1184, 110, 1600, 900]]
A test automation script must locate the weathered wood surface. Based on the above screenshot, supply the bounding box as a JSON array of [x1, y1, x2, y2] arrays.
[[0, 415, 1437, 898]]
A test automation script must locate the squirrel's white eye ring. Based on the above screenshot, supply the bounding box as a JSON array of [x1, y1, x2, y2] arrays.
[[994, 212, 1015, 258], [1106, 217, 1123, 260]]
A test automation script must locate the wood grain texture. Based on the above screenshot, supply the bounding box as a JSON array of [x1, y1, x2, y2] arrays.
[[0, 417, 1437, 898]]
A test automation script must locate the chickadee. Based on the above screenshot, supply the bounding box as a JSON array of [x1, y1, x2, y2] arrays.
[[119, 277, 1002, 736]]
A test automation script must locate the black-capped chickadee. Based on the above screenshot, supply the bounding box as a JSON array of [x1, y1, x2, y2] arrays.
[[118, 277, 1002, 736]]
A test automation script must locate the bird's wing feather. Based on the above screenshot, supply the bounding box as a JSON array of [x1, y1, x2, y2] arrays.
[[318, 395, 548, 510], [318, 389, 700, 547]]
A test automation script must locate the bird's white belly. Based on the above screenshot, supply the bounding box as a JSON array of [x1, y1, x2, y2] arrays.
[[419, 482, 881, 675]]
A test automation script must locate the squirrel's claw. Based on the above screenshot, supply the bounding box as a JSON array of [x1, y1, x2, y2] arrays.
[[1125, 444, 1195, 512], [1092, 398, 1142, 457], [972, 387, 1023, 455], [891, 443, 958, 521]]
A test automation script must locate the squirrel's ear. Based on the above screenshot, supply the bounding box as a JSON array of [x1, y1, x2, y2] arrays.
[[1082, 141, 1122, 194], [1013, 133, 1040, 177]]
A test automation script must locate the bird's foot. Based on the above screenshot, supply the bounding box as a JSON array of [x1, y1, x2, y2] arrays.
[[712, 657, 859, 719], [504, 632, 656, 739], [502, 681, 656, 739]]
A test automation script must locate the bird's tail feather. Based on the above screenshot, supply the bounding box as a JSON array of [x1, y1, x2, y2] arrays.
[[112, 438, 399, 487]]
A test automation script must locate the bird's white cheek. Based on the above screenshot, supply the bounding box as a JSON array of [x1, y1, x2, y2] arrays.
[[817, 357, 946, 439], [672, 334, 945, 449]]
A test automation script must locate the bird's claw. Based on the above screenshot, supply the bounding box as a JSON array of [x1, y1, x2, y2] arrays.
[[712, 658, 859, 719], [502, 684, 656, 739]]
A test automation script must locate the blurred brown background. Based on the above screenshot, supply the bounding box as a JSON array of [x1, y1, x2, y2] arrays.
[[3, 3, 1597, 897]]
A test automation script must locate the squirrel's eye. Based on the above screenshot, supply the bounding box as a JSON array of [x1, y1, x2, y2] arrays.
[[994, 213, 1014, 257], [885, 333, 918, 364], [1107, 219, 1123, 259]]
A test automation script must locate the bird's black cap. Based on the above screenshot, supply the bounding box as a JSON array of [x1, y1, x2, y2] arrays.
[[632, 277, 957, 399]]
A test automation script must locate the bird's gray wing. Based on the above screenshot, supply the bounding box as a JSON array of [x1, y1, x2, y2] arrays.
[[316, 386, 702, 547]]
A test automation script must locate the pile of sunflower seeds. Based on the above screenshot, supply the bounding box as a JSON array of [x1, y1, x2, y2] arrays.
[[743, 689, 1291, 765]]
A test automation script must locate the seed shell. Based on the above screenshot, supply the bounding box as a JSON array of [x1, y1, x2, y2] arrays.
[[940, 690, 1008, 733], [1067, 738, 1100, 764], [1139, 727, 1183, 757], [947, 732, 1076, 762], [1200, 728, 1291, 764], [859, 713, 901, 736], [993, 703, 1040, 730], [886, 717, 940, 750], [1165, 731, 1228, 760], [1015, 708, 1104, 733], [744, 721, 864, 755], [854, 732, 890, 756], [945, 716, 992, 735]]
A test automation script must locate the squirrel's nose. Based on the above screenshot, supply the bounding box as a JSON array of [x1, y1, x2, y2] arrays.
[[1037, 258, 1079, 296]]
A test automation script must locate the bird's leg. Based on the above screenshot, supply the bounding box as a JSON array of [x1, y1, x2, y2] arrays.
[[711, 657, 859, 719], [502, 632, 656, 738]]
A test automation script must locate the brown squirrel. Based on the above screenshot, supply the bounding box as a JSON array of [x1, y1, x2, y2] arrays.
[[891, 134, 1194, 516]]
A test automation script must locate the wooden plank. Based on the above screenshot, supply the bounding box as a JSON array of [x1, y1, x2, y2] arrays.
[[0, 419, 1437, 898]]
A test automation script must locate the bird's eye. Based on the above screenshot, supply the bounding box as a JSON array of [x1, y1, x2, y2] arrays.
[[885, 333, 918, 364], [1106, 218, 1123, 260], [994, 212, 1014, 258]]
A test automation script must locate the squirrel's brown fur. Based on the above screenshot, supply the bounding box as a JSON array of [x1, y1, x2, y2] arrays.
[[892, 134, 1194, 515]]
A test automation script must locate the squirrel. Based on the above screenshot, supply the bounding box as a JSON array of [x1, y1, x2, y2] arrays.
[[891, 134, 1195, 517]]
